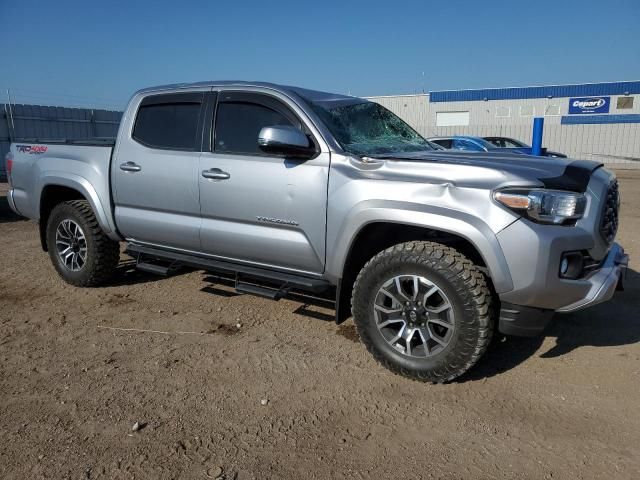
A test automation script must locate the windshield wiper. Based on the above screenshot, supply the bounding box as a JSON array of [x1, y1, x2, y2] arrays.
[[362, 152, 441, 162], [364, 154, 400, 160]]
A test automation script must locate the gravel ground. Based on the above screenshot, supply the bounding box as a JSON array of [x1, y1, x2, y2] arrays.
[[1, 171, 639, 479]]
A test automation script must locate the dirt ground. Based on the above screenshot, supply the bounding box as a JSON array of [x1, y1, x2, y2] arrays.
[[1, 171, 639, 480]]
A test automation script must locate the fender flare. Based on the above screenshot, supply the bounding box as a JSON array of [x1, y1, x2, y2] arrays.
[[327, 201, 515, 294], [36, 172, 119, 240]]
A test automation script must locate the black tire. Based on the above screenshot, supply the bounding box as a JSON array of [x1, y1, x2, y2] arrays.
[[351, 241, 494, 383], [46, 200, 120, 287]]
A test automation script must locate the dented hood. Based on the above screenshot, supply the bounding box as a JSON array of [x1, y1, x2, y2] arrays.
[[370, 150, 603, 192]]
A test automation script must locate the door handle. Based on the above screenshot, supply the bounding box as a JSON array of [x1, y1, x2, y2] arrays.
[[120, 161, 141, 172], [202, 168, 230, 180]]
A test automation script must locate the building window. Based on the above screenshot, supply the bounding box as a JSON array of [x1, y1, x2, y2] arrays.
[[520, 105, 535, 117], [617, 97, 634, 109], [544, 105, 561, 116], [435, 111, 470, 127], [496, 107, 510, 118]]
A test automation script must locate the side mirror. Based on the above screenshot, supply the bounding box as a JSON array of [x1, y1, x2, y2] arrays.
[[258, 126, 316, 159]]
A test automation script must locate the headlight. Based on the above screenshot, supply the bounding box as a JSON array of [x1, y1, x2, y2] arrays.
[[494, 189, 587, 225]]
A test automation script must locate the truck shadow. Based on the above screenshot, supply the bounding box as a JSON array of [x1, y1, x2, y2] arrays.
[[200, 273, 336, 321], [108, 259, 193, 287], [198, 267, 639, 381], [103, 250, 639, 382], [463, 268, 640, 381]]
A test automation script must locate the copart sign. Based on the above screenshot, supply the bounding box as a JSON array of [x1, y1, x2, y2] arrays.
[[568, 97, 610, 114]]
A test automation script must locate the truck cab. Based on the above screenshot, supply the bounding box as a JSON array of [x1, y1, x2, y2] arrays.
[[113, 85, 330, 275]]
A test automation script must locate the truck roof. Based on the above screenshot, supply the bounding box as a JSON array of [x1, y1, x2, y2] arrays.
[[135, 80, 359, 104]]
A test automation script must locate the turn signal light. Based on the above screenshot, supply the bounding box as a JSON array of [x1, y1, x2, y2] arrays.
[[494, 192, 531, 209]]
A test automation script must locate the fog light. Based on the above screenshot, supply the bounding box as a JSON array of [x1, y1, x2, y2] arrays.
[[560, 257, 569, 275], [559, 252, 584, 279]]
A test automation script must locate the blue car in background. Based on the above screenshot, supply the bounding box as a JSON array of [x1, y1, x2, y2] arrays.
[[483, 136, 567, 158], [428, 136, 521, 153], [428, 135, 566, 157]]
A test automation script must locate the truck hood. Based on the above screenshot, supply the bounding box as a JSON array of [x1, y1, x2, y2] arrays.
[[369, 150, 603, 192]]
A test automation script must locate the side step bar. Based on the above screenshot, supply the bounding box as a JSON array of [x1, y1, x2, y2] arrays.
[[235, 282, 287, 300], [126, 243, 331, 294], [136, 262, 173, 276]]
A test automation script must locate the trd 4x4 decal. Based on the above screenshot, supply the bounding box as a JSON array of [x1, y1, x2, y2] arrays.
[[16, 145, 48, 154]]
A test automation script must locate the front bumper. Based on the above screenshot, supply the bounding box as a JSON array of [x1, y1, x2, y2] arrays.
[[556, 242, 628, 312], [498, 242, 628, 336]]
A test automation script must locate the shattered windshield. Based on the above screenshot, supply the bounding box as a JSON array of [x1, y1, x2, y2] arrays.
[[308, 100, 434, 156]]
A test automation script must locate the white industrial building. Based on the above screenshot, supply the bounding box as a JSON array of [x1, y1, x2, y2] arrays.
[[367, 81, 640, 168]]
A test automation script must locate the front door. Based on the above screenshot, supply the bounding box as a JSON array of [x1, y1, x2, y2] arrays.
[[112, 92, 205, 251], [198, 90, 329, 274]]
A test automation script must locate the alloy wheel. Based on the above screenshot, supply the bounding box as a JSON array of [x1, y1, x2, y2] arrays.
[[55, 219, 87, 271], [373, 274, 455, 357]]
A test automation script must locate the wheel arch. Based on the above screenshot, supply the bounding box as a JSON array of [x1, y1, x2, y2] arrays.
[[38, 176, 117, 251], [332, 212, 513, 324], [350, 240, 495, 382]]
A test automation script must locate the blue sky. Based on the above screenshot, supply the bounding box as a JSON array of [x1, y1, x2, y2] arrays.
[[1, 0, 639, 110]]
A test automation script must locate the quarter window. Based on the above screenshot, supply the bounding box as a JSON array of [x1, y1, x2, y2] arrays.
[[133, 93, 203, 150], [214, 97, 297, 155]]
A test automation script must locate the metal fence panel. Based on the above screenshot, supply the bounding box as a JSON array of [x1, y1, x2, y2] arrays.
[[0, 103, 122, 179]]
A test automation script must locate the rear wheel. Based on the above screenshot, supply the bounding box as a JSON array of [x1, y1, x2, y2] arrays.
[[46, 200, 120, 287], [351, 241, 494, 383]]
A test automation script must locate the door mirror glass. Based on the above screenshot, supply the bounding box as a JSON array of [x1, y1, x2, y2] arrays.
[[258, 126, 315, 159]]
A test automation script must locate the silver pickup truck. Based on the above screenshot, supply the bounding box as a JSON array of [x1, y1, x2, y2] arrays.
[[4, 81, 628, 382]]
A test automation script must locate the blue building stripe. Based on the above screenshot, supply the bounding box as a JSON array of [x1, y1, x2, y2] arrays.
[[430, 81, 640, 103], [560, 114, 640, 125]]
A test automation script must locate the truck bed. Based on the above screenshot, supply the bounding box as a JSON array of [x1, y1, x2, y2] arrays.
[[8, 139, 117, 235], [13, 137, 116, 147]]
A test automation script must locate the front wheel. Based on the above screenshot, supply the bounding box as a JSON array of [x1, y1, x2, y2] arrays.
[[46, 200, 120, 287], [351, 241, 494, 383]]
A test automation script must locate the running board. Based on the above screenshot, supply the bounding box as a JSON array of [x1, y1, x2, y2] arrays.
[[235, 282, 287, 300], [136, 262, 172, 276], [126, 243, 330, 294]]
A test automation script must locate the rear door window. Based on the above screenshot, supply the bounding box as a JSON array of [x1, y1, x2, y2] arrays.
[[486, 138, 505, 147], [213, 92, 302, 155], [133, 93, 204, 150]]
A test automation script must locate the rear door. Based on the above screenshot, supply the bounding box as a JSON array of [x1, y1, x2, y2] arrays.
[[112, 91, 205, 251], [198, 89, 329, 274]]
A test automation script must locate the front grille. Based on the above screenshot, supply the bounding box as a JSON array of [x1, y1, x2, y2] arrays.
[[600, 180, 620, 244]]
